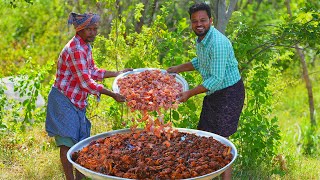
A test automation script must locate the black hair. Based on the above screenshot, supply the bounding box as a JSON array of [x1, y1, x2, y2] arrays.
[[188, 2, 211, 19]]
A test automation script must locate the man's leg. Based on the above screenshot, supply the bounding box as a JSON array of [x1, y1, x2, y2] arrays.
[[221, 136, 232, 180], [75, 169, 86, 180], [60, 145, 74, 180], [222, 165, 232, 180]]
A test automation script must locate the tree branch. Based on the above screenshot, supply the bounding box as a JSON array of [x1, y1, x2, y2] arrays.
[[226, 0, 238, 21]]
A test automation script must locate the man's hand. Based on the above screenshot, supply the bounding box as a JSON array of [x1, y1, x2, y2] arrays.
[[177, 85, 208, 103], [177, 91, 191, 102], [117, 68, 133, 76], [112, 93, 126, 102], [104, 68, 134, 78], [167, 66, 180, 73]]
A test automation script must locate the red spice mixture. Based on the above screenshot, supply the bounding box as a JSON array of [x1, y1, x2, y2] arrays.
[[72, 130, 233, 180]]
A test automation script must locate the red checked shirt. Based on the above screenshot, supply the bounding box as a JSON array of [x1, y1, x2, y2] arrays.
[[54, 34, 106, 109]]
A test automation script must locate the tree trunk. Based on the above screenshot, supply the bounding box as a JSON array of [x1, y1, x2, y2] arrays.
[[285, 0, 316, 126], [296, 46, 316, 126], [210, 0, 238, 34]]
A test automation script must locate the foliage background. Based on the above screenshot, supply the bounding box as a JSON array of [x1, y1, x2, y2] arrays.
[[0, 0, 319, 179]]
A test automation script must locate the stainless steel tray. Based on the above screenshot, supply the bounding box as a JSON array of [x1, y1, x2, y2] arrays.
[[112, 68, 189, 93], [67, 128, 237, 180]]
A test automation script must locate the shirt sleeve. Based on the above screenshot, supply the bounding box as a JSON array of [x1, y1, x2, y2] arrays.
[[89, 54, 106, 81], [202, 42, 229, 92], [191, 57, 199, 71], [68, 48, 103, 95]]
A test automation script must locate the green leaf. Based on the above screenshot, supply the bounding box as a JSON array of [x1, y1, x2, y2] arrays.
[[172, 110, 179, 120], [134, 3, 144, 22]]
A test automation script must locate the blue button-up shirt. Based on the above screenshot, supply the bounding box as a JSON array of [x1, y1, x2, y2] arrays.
[[191, 26, 241, 95]]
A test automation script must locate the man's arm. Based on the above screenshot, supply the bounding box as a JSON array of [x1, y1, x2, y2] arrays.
[[103, 68, 134, 78], [178, 85, 208, 102], [167, 62, 195, 73], [103, 71, 119, 78], [99, 87, 126, 102]]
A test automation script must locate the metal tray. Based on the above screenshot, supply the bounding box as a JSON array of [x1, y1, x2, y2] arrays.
[[112, 68, 189, 93], [67, 128, 237, 180]]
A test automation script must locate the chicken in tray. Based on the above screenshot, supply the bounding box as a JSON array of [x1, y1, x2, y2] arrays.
[[72, 130, 233, 180], [116, 69, 184, 135]]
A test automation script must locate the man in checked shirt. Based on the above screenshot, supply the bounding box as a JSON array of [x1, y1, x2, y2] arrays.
[[167, 3, 245, 180], [45, 12, 132, 180]]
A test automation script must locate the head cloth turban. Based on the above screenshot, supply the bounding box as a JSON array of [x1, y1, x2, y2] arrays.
[[68, 12, 100, 32]]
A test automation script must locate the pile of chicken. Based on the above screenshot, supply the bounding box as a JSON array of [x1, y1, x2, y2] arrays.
[[117, 69, 182, 112], [72, 130, 233, 179], [116, 69, 183, 135]]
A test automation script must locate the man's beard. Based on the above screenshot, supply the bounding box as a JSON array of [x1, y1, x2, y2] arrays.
[[86, 37, 95, 43], [193, 28, 209, 38]]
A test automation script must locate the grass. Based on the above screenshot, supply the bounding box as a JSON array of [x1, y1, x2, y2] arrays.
[[272, 70, 320, 179], [0, 124, 62, 180], [0, 71, 319, 180]]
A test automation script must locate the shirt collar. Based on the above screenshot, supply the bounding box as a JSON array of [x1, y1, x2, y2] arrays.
[[196, 26, 214, 46], [75, 34, 90, 51]]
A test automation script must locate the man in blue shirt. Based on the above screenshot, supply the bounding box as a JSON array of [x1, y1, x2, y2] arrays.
[[167, 2, 245, 179]]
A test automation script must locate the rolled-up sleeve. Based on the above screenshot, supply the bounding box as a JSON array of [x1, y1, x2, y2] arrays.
[[91, 64, 106, 81], [191, 57, 199, 71]]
